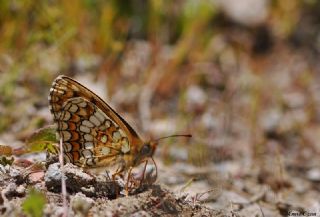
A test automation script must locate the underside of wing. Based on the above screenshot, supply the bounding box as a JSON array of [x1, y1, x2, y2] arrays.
[[48, 75, 138, 168], [49, 75, 142, 141]]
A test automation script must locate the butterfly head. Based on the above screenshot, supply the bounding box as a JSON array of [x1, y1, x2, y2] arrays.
[[134, 141, 158, 166], [134, 134, 192, 166]]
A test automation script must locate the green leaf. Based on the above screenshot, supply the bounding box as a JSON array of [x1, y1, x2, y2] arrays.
[[22, 188, 46, 217], [0, 156, 14, 166], [26, 125, 59, 154]]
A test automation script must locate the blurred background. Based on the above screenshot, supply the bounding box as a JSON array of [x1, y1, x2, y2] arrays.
[[1, 0, 320, 215]]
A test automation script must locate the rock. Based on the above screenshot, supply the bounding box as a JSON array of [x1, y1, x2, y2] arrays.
[[70, 193, 94, 217], [9, 167, 24, 184], [44, 163, 119, 198], [214, 0, 269, 26], [16, 185, 26, 195], [3, 183, 26, 200], [186, 85, 207, 111], [27, 171, 45, 184], [307, 168, 320, 182]]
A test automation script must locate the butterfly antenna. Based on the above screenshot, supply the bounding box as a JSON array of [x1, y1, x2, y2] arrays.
[[153, 134, 192, 142]]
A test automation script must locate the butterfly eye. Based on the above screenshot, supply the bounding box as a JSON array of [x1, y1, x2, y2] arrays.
[[140, 144, 151, 156]]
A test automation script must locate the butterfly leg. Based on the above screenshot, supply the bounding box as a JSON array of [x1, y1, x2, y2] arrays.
[[139, 160, 148, 187], [111, 165, 124, 180], [151, 157, 158, 179], [125, 166, 133, 196], [133, 159, 157, 190], [112, 166, 125, 198]]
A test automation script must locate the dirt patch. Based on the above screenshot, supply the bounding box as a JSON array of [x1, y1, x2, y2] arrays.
[[0, 163, 225, 217]]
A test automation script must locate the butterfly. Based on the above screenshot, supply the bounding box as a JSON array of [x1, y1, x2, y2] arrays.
[[48, 75, 190, 182]]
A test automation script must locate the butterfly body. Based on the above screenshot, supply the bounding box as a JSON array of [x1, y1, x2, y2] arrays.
[[48, 75, 156, 175]]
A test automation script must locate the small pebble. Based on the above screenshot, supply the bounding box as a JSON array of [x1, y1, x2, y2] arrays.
[[71, 192, 94, 217], [307, 168, 320, 182]]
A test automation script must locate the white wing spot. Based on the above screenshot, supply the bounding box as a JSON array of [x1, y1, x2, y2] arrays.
[[71, 85, 79, 91], [84, 142, 94, 149], [58, 85, 67, 91], [71, 98, 83, 104], [63, 142, 73, 152], [113, 131, 121, 142], [82, 150, 93, 158], [95, 111, 105, 122], [86, 158, 95, 166], [101, 147, 110, 155], [62, 111, 71, 121], [119, 129, 126, 137], [105, 120, 111, 128], [84, 134, 94, 141], [69, 104, 78, 113], [77, 101, 87, 108], [54, 89, 64, 94], [82, 120, 94, 128], [61, 131, 71, 141], [89, 115, 101, 126], [121, 138, 130, 153], [80, 125, 91, 133]]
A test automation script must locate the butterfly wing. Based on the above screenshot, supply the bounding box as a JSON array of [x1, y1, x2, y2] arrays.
[[48, 75, 143, 168]]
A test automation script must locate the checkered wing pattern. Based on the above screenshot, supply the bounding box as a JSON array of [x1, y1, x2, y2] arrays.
[[48, 75, 143, 168]]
